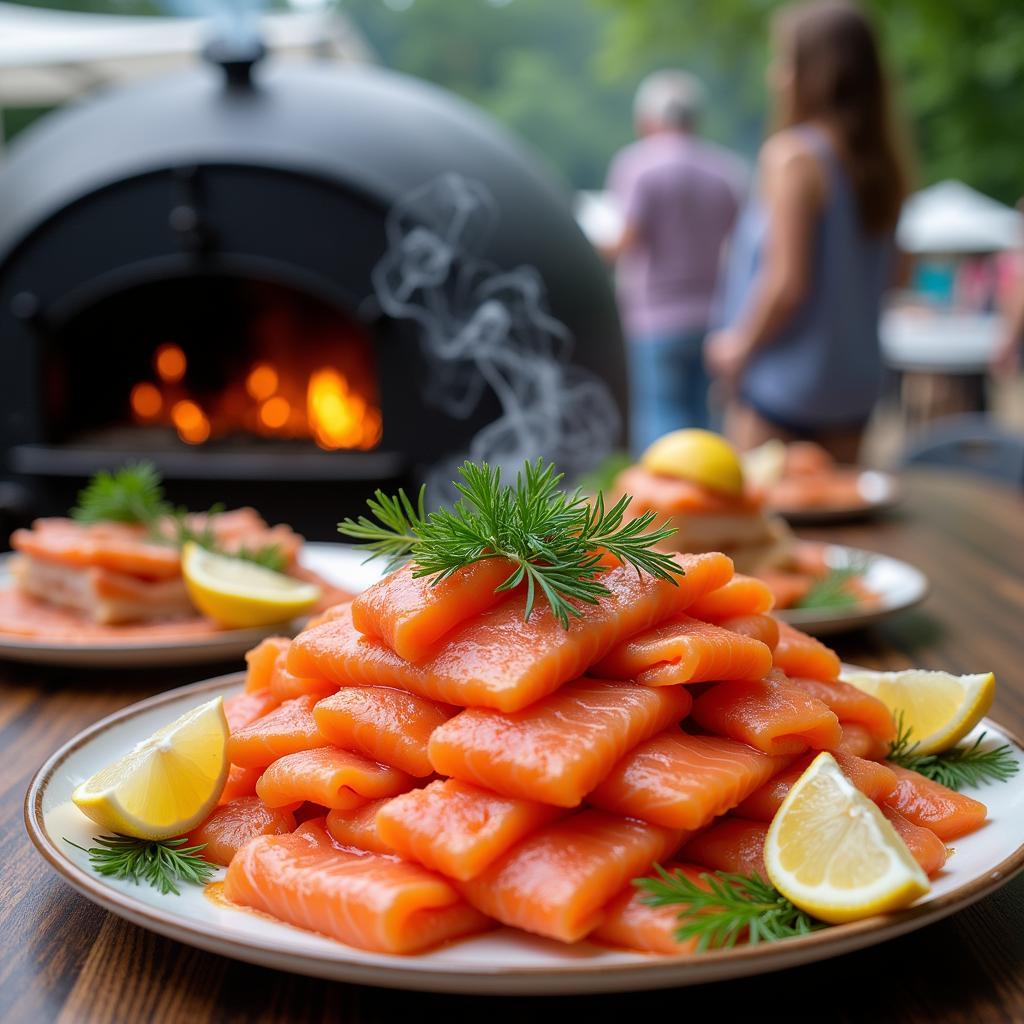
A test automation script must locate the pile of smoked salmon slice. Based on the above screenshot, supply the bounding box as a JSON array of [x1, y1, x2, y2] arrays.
[[196, 551, 985, 956]]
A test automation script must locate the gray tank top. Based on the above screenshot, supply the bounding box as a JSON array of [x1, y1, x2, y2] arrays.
[[719, 125, 892, 428]]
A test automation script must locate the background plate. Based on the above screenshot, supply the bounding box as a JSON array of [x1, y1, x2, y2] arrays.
[[770, 470, 901, 525], [25, 674, 1024, 996]]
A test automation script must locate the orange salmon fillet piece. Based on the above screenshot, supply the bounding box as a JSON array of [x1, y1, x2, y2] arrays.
[[617, 465, 762, 515], [219, 763, 263, 805], [881, 806, 948, 876], [188, 796, 295, 866], [428, 678, 692, 807], [352, 559, 519, 663], [686, 575, 774, 622], [592, 614, 773, 687], [757, 572, 814, 611], [719, 613, 780, 651], [255, 746, 415, 810], [883, 764, 987, 840], [735, 751, 897, 821], [772, 621, 841, 682], [224, 689, 280, 732], [588, 730, 785, 830], [375, 778, 564, 882], [681, 817, 769, 879], [227, 695, 327, 769], [833, 722, 891, 761], [692, 676, 842, 756], [457, 809, 683, 943], [268, 658, 338, 702], [592, 862, 709, 954], [314, 686, 456, 777], [325, 798, 398, 855], [785, 675, 896, 743], [224, 825, 491, 954], [288, 553, 733, 713], [244, 637, 290, 692]]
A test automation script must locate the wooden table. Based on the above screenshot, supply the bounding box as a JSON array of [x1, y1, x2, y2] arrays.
[[2, 470, 1022, 1024]]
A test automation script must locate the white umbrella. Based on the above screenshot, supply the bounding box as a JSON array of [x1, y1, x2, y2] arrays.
[[897, 179, 1023, 255], [0, 3, 372, 107]]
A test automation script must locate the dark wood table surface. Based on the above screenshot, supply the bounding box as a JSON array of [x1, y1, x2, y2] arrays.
[[2, 469, 1022, 1024]]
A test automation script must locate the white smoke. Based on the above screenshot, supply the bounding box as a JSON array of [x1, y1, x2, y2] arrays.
[[371, 173, 620, 501]]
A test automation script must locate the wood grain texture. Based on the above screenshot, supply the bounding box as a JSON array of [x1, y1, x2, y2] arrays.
[[2, 469, 1022, 1024]]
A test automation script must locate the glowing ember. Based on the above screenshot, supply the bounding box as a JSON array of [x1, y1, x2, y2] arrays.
[[260, 395, 291, 431], [246, 363, 279, 401], [130, 382, 162, 419], [155, 343, 187, 384], [307, 367, 374, 450], [171, 399, 211, 445]]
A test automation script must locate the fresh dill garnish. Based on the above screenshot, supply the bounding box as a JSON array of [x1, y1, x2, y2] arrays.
[[794, 565, 864, 610], [337, 458, 685, 629], [64, 834, 217, 896], [635, 866, 823, 950], [71, 462, 172, 525], [887, 710, 1020, 790]]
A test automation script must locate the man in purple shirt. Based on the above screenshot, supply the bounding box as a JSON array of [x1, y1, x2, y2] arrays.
[[606, 70, 745, 450]]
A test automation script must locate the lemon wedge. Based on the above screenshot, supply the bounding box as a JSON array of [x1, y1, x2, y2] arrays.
[[841, 668, 995, 755], [641, 429, 745, 496], [181, 541, 320, 628], [765, 752, 929, 923], [72, 696, 229, 840]]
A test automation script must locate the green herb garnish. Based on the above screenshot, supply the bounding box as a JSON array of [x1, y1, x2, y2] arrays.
[[887, 711, 1019, 790], [71, 462, 171, 525], [635, 866, 823, 950], [794, 565, 864, 610], [64, 834, 216, 896], [337, 458, 684, 629]]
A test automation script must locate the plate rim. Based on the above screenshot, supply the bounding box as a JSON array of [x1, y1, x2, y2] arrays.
[[23, 674, 1024, 993]]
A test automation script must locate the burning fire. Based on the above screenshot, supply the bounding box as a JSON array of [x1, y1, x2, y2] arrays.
[[129, 337, 381, 450]]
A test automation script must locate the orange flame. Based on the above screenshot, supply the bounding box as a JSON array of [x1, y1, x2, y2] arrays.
[[130, 382, 162, 419], [246, 363, 279, 401], [171, 399, 210, 445], [155, 343, 187, 384], [260, 395, 291, 430]]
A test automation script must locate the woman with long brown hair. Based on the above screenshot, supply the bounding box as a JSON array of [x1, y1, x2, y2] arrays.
[[706, 0, 911, 460]]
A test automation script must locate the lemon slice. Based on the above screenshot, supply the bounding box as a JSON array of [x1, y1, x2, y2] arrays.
[[765, 752, 929, 924], [641, 429, 744, 496], [841, 668, 995, 755], [72, 696, 229, 840], [182, 541, 321, 628]]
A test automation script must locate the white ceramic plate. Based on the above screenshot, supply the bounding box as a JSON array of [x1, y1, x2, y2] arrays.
[[25, 673, 1024, 995], [770, 470, 901, 525], [0, 543, 379, 668], [776, 543, 928, 637]]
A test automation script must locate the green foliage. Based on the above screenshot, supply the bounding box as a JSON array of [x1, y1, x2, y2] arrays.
[[71, 462, 171, 524]]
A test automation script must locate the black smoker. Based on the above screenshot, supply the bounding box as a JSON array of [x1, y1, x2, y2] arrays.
[[0, 44, 626, 539]]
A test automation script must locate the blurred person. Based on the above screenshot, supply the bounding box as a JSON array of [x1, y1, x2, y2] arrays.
[[605, 69, 745, 451], [707, 0, 911, 462]]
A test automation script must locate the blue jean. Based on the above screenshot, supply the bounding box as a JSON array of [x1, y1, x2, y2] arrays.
[[627, 330, 710, 454]]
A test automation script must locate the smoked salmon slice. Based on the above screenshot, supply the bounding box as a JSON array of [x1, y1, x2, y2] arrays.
[[219, 763, 263, 804], [375, 778, 564, 882], [592, 863, 709, 954], [757, 572, 813, 611], [314, 686, 455, 777], [588, 730, 785, 830], [268, 655, 337, 702], [351, 559, 519, 663], [772, 622, 841, 682], [882, 806, 948, 876], [227, 695, 327, 769], [735, 751, 897, 821], [245, 637, 290, 693], [833, 722, 891, 761], [719, 613, 780, 651], [591, 615, 773, 687], [255, 746, 415, 810], [686, 575, 774, 622], [427, 678, 691, 807], [325, 798, 397, 855], [785, 675, 896, 743], [681, 817, 769, 879], [456, 809, 683, 943], [287, 553, 734, 714], [188, 796, 296, 866], [224, 689, 280, 733], [692, 676, 842, 756], [224, 825, 491, 954], [883, 764, 987, 840]]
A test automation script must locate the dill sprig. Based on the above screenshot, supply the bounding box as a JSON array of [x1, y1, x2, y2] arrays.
[[337, 458, 685, 629], [64, 834, 216, 896], [794, 564, 864, 610], [635, 866, 823, 950], [887, 711, 1020, 790], [71, 462, 171, 524]]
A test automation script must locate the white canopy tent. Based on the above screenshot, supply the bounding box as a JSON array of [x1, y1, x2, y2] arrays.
[[0, 2, 372, 109], [897, 179, 1023, 255]]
